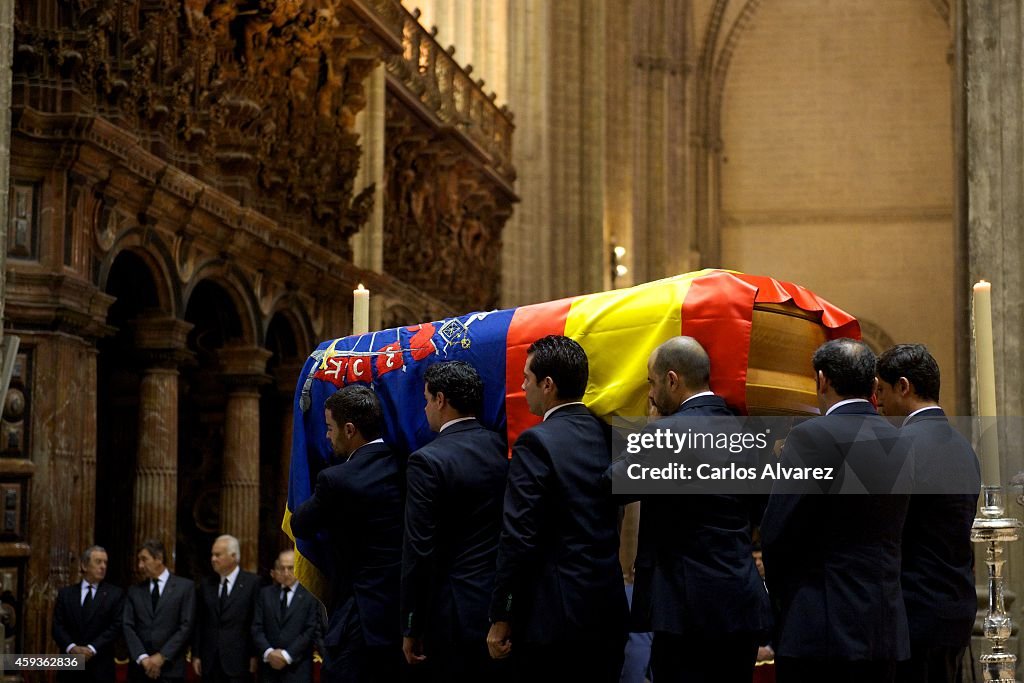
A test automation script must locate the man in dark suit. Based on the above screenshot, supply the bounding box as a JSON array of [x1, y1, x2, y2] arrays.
[[876, 344, 980, 683], [761, 339, 912, 683], [193, 534, 260, 682], [252, 549, 323, 683], [291, 384, 403, 683], [486, 335, 627, 682], [401, 361, 509, 682], [52, 545, 125, 682], [123, 539, 196, 682], [606, 336, 771, 682]]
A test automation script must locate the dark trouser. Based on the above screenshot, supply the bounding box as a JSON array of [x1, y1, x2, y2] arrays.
[[202, 661, 251, 683], [322, 598, 403, 683], [650, 630, 759, 683], [411, 637, 511, 683], [127, 667, 183, 683], [776, 656, 897, 683], [514, 635, 626, 683], [57, 668, 113, 683], [895, 645, 966, 683], [322, 640, 402, 683]]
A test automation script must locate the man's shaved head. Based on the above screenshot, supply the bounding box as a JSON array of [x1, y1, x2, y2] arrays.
[[652, 336, 711, 390]]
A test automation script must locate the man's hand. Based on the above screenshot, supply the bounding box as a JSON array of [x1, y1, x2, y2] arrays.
[[70, 645, 93, 660], [267, 650, 288, 671], [141, 653, 164, 679], [192, 657, 202, 676], [402, 636, 426, 665], [486, 621, 512, 660], [249, 656, 257, 674]]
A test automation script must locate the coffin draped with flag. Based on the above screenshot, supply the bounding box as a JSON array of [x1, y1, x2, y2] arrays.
[[284, 269, 860, 597]]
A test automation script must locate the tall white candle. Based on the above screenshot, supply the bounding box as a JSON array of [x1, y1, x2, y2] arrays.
[[353, 284, 370, 335], [973, 279, 1000, 487]]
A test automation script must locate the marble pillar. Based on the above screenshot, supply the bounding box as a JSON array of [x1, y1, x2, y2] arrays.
[[134, 367, 180, 559], [0, 0, 13, 324], [352, 64, 386, 329], [131, 316, 192, 567], [504, 0, 553, 305], [219, 347, 271, 571], [959, 0, 1024, 664], [629, 0, 691, 283]]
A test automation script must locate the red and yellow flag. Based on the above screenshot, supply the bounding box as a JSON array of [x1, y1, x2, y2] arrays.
[[287, 269, 858, 596]]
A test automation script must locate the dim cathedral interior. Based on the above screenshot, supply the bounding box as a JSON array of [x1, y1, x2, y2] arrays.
[[3, 0, 1024, 672]]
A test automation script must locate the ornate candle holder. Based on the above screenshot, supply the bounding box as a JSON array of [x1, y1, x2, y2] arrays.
[[972, 485, 1023, 682]]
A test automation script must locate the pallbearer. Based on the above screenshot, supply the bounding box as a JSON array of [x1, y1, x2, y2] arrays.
[[401, 361, 510, 682], [761, 339, 911, 683], [875, 344, 980, 683], [487, 336, 627, 682], [606, 336, 770, 683]]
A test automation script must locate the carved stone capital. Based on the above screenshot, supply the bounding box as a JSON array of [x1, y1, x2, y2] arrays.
[[130, 314, 195, 368], [218, 345, 272, 391]]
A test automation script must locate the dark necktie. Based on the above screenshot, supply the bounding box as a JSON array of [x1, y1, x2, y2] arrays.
[[82, 584, 94, 615], [280, 586, 290, 619], [150, 579, 159, 611], [219, 578, 228, 613]]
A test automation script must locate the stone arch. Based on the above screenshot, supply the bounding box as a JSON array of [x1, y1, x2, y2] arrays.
[[98, 229, 179, 317], [183, 262, 262, 347], [265, 296, 315, 359]]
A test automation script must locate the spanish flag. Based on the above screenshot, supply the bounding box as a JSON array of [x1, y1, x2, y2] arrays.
[[285, 269, 858, 597]]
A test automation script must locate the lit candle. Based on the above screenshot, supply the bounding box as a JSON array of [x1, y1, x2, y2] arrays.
[[353, 284, 369, 335], [973, 279, 1000, 487]]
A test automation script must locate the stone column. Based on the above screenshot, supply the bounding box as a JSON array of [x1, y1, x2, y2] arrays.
[[132, 316, 192, 568], [0, 0, 13, 327], [503, 0, 553, 305], [352, 64, 387, 329], [548, 0, 606, 298], [629, 0, 690, 283], [352, 63, 386, 277], [80, 347, 98, 550], [219, 346, 271, 571], [960, 0, 1024, 664]]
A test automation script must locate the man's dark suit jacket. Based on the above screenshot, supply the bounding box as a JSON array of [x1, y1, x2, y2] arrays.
[[52, 581, 125, 682], [900, 407, 980, 648], [401, 418, 509, 643], [123, 573, 196, 679], [490, 403, 627, 644], [251, 583, 322, 683], [194, 569, 260, 677], [606, 394, 771, 636], [290, 441, 403, 649], [760, 400, 911, 662]]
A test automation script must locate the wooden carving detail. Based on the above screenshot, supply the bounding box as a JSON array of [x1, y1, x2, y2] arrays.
[[13, 0, 380, 252], [383, 98, 513, 313]]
